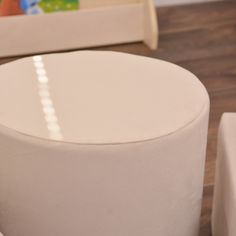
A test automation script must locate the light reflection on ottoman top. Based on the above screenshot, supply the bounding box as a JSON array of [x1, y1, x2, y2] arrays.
[[0, 51, 209, 144]]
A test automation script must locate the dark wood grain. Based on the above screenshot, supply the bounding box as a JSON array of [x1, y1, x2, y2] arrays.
[[1, 1, 236, 235], [200, 185, 214, 236], [158, 1, 236, 34]]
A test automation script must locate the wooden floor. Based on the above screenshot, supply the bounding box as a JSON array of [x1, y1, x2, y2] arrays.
[[1, 1, 236, 235]]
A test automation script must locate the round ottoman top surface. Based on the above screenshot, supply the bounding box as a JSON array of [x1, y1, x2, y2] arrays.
[[0, 51, 209, 144]]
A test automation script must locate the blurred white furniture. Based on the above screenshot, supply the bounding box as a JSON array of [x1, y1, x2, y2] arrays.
[[0, 0, 158, 57], [212, 113, 236, 236], [0, 51, 209, 236]]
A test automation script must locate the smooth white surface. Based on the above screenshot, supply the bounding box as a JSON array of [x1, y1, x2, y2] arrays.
[[212, 113, 236, 236], [155, 0, 219, 7], [0, 51, 208, 144]]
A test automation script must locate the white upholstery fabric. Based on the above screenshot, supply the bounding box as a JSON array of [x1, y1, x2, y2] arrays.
[[212, 113, 236, 236], [0, 51, 209, 236]]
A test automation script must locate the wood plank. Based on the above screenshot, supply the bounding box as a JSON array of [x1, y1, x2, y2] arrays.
[[158, 1, 236, 34], [179, 55, 236, 94], [157, 23, 236, 62], [200, 185, 213, 236]]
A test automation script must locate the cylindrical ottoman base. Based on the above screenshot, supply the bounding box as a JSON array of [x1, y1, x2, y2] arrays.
[[0, 105, 208, 236]]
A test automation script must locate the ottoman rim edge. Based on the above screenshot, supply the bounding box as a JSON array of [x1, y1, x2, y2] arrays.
[[0, 101, 209, 147]]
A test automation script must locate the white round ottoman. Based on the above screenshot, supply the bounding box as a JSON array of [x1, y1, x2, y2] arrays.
[[0, 51, 209, 236]]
